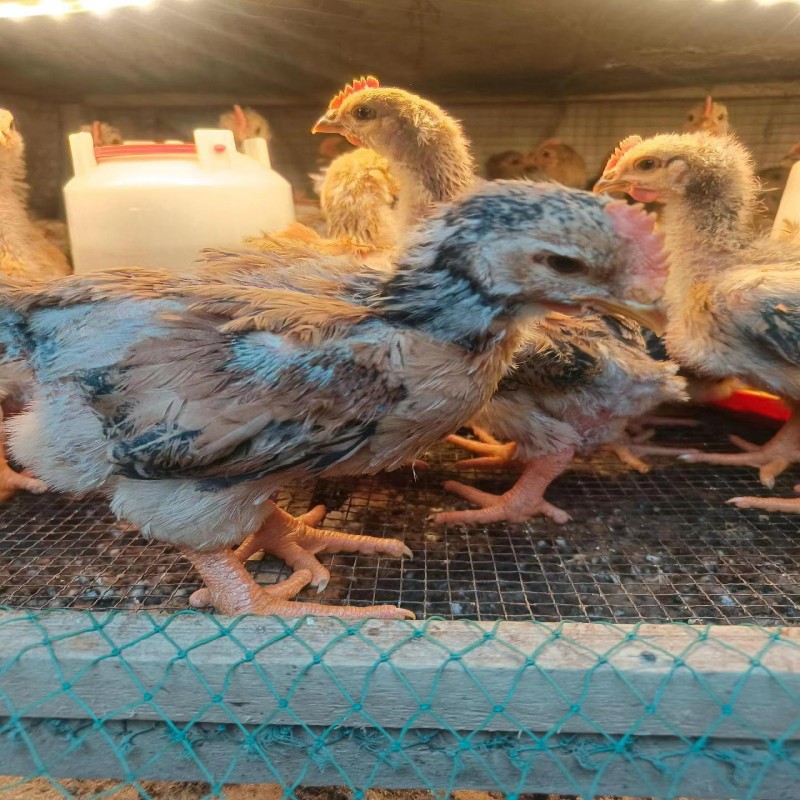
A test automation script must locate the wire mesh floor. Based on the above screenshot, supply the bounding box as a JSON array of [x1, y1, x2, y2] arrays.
[[1, 409, 799, 624]]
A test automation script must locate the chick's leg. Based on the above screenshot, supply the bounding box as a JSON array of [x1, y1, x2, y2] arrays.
[[185, 549, 413, 619], [435, 448, 574, 525], [0, 407, 47, 502], [679, 406, 800, 488], [223, 503, 411, 592]]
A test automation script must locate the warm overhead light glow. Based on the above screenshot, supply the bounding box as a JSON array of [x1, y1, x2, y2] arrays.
[[0, 0, 157, 18]]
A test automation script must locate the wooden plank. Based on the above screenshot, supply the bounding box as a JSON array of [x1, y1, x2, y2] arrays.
[[1, 610, 798, 741], [1, 717, 796, 799]]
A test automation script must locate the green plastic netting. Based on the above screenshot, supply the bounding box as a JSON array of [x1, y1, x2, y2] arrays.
[[1, 608, 799, 800]]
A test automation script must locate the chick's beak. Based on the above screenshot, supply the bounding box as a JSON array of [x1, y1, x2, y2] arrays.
[[572, 296, 667, 336], [593, 174, 630, 195], [311, 112, 343, 136]]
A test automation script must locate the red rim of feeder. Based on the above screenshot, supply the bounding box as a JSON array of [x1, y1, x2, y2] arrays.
[[711, 388, 791, 422], [94, 143, 198, 161]]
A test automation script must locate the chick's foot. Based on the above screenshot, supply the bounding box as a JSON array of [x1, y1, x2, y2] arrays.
[[185, 549, 413, 619], [446, 433, 519, 470], [0, 463, 47, 502], [435, 449, 574, 525], [679, 411, 800, 488], [230, 504, 412, 592]]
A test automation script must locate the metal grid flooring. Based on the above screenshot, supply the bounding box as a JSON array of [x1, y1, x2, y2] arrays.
[[1, 409, 799, 624]]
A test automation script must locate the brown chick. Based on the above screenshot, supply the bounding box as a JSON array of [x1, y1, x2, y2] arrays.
[[311, 77, 684, 492], [219, 105, 271, 149], [485, 150, 533, 180], [316, 148, 400, 249], [81, 120, 124, 147], [1, 182, 665, 617], [595, 131, 800, 511], [312, 76, 475, 227], [684, 96, 730, 137], [529, 139, 588, 189]]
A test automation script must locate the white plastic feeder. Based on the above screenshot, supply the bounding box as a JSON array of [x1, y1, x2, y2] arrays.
[[64, 129, 295, 273]]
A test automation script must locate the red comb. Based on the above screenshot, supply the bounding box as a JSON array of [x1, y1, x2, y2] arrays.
[[605, 202, 669, 299], [704, 95, 713, 117], [328, 76, 380, 110], [233, 104, 247, 127], [602, 135, 643, 176]]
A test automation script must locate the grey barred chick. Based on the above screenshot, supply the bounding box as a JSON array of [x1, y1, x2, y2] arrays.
[[0, 182, 665, 619], [596, 131, 800, 512], [436, 313, 686, 525]]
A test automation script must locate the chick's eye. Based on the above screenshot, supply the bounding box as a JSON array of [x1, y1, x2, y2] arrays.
[[687, 114, 695, 122], [352, 105, 376, 121], [634, 157, 660, 172], [717, 114, 725, 121], [544, 254, 584, 274]]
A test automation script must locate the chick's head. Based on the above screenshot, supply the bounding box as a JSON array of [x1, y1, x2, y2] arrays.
[[312, 76, 463, 162], [530, 139, 587, 188], [593, 132, 757, 211], [220, 105, 271, 144], [485, 150, 528, 180], [407, 181, 669, 328], [684, 96, 729, 136]]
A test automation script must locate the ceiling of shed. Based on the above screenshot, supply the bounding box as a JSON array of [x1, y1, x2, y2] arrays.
[[1, 0, 800, 103]]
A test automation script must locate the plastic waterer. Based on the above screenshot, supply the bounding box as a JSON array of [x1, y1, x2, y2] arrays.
[[64, 129, 295, 273]]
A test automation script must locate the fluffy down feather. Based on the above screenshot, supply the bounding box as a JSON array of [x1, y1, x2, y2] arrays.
[[2, 181, 666, 615]]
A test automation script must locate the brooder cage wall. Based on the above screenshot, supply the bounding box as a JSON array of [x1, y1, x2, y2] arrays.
[[8, 87, 800, 219]]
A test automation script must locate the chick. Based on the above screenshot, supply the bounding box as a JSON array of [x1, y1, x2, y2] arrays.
[[312, 76, 475, 227], [485, 150, 534, 180], [0, 108, 71, 500], [81, 120, 124, 146], [313, 78, 685, 485], [316, 148, 400, 249], [2, 182, 665, 616], [529, 139, 587, 189], [219, 104, 271, 148], [595, 131, 800, 511], [437, 308, 685, 525], [684, 96, 730, 137]]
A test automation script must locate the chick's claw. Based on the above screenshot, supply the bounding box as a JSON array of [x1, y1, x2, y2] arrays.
[[234, 505, 412, 590], [727, 490, 800, 515]]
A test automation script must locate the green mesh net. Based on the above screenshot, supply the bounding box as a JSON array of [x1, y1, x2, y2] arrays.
[[1, 607, 798, 799]]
